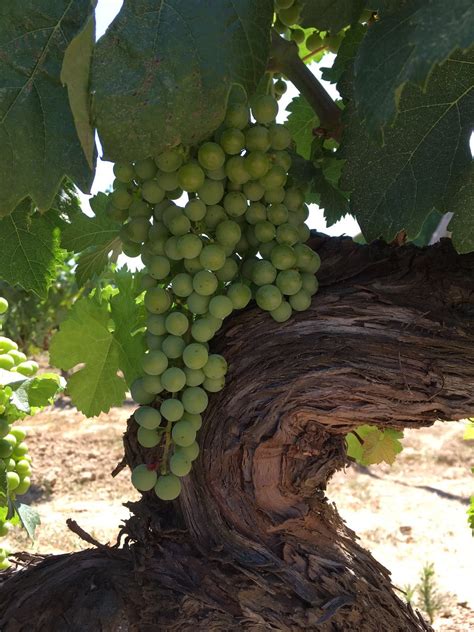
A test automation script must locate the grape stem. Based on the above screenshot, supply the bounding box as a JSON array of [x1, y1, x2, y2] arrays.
[[301, 44, 327, 63], [268, 31, 342, 141], [161, 418, 173, 476]]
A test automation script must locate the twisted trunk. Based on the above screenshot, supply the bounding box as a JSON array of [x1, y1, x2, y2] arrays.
[[1, 237, 473, 631]]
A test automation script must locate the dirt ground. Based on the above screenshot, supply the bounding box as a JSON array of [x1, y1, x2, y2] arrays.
[[4, 397, 474, 631]]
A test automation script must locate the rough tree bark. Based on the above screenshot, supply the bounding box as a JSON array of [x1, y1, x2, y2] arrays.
[[1, 237, 473, 632]]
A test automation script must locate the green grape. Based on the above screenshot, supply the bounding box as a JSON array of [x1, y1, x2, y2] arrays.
[[121, 218, 150, 243], [172, 420, 196, 447], [278, 4, 301, 26], [186, 292, 210, 315], [198, 142, 226, 170], [291, 27, 305, 44], [178, 161, 205, 192], [140, 274, 157, 291], [165, 311, 189, 336], [142, 374, 164, 394], [164, 236, 184, 261], [113, 162, 135, 183], [275, 0, 294, 9], [306, 31, 323, 51], [241, 256, 257, 279], [227, 283, 252, 309], [135, 158, 157, 180], [323, 33, 342, 53], [251, 95, 278, 124], [148, 255, 171, 280], [219, 128, 245, 155], [276, 223, 299, 246], [255, 221, 276, 243], [197, 179, 225, 205], [184, 198, 207, 222], [255, 285, 283, 311], [129, 198, 151, 219], [168, 214, 191, 236], [203, 376, 225, 392], [171, 273, 194, 297], [7, 350, 26, 365], [245, 202, 266, 225], [160, 398, 184, 422], [166, 187, 184, 200], [269, 124, 292, 151], [12, 442, 28, 458], [270, 244, 297, 270], [0, 439, 13, 459], [122, 241, 142, 258], [267, 203, 288, 225], [206, 313, 223, 333], [0, 558, 10, 571], [136, 427, 160, 448], [216, 257, 239, 282], [284, 187, 305, 210], [161, 367, 186, 393], [0, 420, 10, 437], [235, 232, 250, 255], [5, 459, 15, 471], [276, 269, 302, 296], [142, 180, 165, 204], [245, 125, 271, 152], [153, 199, 173, 220], [16, 476, 30, 495], [15, 459, 31, 476], [223, 191, 247, 217], [208, 295, 233, 319], [271, 150, 292, 171], [155, 474, 181, 500], [131, 378, 155, 404], [157, 169, 180, 191], [16, 361, 38, 376], [203, 355, 227, 380], [0, 522, 11, 537], [184, 256, 204, 275], [294, 244, 321, 273], [183, 343, 209, 370], [182, 413, 202, 431], [141, 251, 153, 268], [215, 220, 241, 247], [0, 355, 14, 370], [155, 148, 183, 173], [142, 350, 168, 375], [181, 386, 208, 415], [191, 318, 216, 343], [225, 156, 250, 185], [243, 181, 265, 201], [264, 187, 286, 204], [184, 367, 205, 386], [131, 464, 157, 491], [146, 332, 164, 351], [176, 440, 200, 461], [270, 300, 292, 322], [145, 287, 171, 314], [193, 270, 218, 296], [260, 165, 286, 190], [252, 260, 277, 285], [289, 289, 312, 311], [274, 78, 287, 96], [244, 151, 270, 179], [10, 427, 26, 442], [162, 335, 186, 359], [205, 165, 227, 181], [204, 204, 227, 229], [170, 452, 192, 477], [224, 102, 249, 129], [135, 406, 162, 430], [301, 272, 319, 295], [298, 223, 311, 242], [6, 471, 20, 490], [111, 188, 133, 210], [200, 244, 226, 271]]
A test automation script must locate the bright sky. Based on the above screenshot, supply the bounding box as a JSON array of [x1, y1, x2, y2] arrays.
[[85, 0, 359, 242]]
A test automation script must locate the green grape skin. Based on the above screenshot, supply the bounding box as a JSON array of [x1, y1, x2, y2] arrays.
[[203, 376, 225, 393], [16, 361, 39, 376], [0, 337, 18, 352], [166, 187, 184, 200], [155, 148, 183, 173], [160, 398, 184, 422], [275, 0, 295, 9], [111, 188, 133, 211], [306, 31, 323, 51], [251, 95, 278, 124], [184, 198, 207, 222], [278, 4, 301, 26], [255, 284, 283, 311], [186, 292, 210, 315], [181, 386, 208, 415], [162, 335, 186, 359], [268, 124, 292, 151], [183, 343, 209, 370], [274, 78, 287, 96], [6, 471, 20, 490], [142, 374, 164, 395], [156, 170, 180, 192], [267, 203, 288, 226], [0, 439, 13, 459], [216, 220, 241, 248], [205, 165, 227, 181], [252, 260, 277, 286], [191, 318, 215, 343], [301, 272, 319, 295], [0, 420, 10, 438], [12, 442, 28, 458], [271, 150, 292, 172], [270, 244, 297, 270], [184, 256, 204, 275], [142, 180, 165, 204], [107, 202, 128, 222], [0, 558, 10, 571], [216, 258, 239, 283], [270, 300, 293, 322], [198, 142, 226, 170], [204, 204, 227, 229], [203, 354, 228, 379], [245, 125, 271, 152], [113, 162, 135, 183], [259, 239, 277, 259], [199, 244, 226, 271], [224, 102, 249, 129], [135, 406, 162, 430], [255, 221, 276, 243], [294, 244, 321, 273], [197, 179, 225, 205], [219, 128, 245, 155], [184, 367, 205, 386], [131, 464, 158, 491], [122, 241, 142, 258], [172, 420, 197, 447], [168, 214, 191, 237], [10, 427, 26, 442], [182, 413, 202, 431], [161, 367, 186, 393], [289, 289, 312, 311], [223, 192, 248, 217], [276, 269, 303, 296], [245, 202, 267, 225], [165, 236, 184, 261], [291, 27, 305, 44], [142, 350, 168, 375], [193, 270, 218, 296], [264, 187, 286, 205], [148, 255, 171, 280], [0, 355, 14, 370], [284, 187, 305, 210], [145, 288, 171, 314], [15, 459, 31, 476], [276, 223, 300, 246], [0, 521, 11, 537], [137, 426, 161, 448], [154, 474, 181, 500], [260, 165, 287, 190], [243, 181, 265, 202], [178, 162, 206, 192], [246, 225, 260, 249], [147, 314, 167, 336], [121, 218, 150, 244], [169, 452, 192, 477], [209, 295, 233, 319], [170, 273, 193, 298], [162, 204, 182, 227], [206, 313, 223, 332], [165, 312, 189, 336], [135, 158, 157, 180], [5, 458, 15, 471], [7, 350, 26, 365], [15, 476, 31, 495], [298, 223, 311, 243], [146, 333, 164, 351], [176, 441, 200, 461], [244, 151, 270, 179], [225, 156, 250, 185], [227, 283, 252, 309]]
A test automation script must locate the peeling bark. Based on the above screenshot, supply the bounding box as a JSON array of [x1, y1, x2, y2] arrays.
[[1, 238, 473, 631]]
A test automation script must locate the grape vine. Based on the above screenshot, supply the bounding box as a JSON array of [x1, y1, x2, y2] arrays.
[[108, 93, 320, 500]]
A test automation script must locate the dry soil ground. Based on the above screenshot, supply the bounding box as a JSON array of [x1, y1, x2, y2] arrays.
[[4, 398, 474, 631]]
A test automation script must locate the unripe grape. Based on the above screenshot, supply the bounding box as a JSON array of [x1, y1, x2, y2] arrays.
[[137, 426, 161, 448], [193, 271, 218, 296], [0, 521, 11, 537], [16, 361, 38, 376], [224, 102, 250, 129], [267, 203, 288, 225], [165, 312, 189, 336], [269, 124, 292, 150], [155, 474, 181, 500], [203, 376, 226, 392], [225, 156, 250, 185], [142, 350, 168, 375], [278, 5, 301, 26], [111, 188, 133, 210], [252, 260, 277, 286], [121, 217, 150, 243], [270, 300, 293, 322], [160, 398, 184, 422], [181, 387, 208, 415], [170, 452, 192, 477], [284, 187, 305, 210], [15, 476, 31, 495], [147, 314, 167, 336], [113, 162, 135, 183], [146, 333, 164, 351], [135, 406, 162, 429], [204, 204, 227, 229], [0, 337, 18, 352], [219, 128, 245, 155], [215, 220, 241, 247], [142, 374, 164, 394], [184, 367, 205, 386], [10, 427, 26, 442], [274, 78, 287, 96], [264, 187, 286, 204], [270, 244, 297, 270], [142, 180, 165, 204], [199, 244, 226, 271], [245, 202, 266, 225], [191, 319, 215, 343], [177, 441, 200, 461], [301, 272, 319, 295], [209, 295, 233, 319], [165, 236, 184, 261], [135, 158, 157, 180], [289, 289, 312, 311], [197, 179, 225, 205], [205, 165, 227, 181], [276, 223, 300, 246], [245, 125, 271, 152], [198, 142, 226, 170], [260, 165, 287, 190], [276, 269, 302, 295], [184, 198, 207, 222], [255, 221, 276, 243], [223, 191, 247, 217], [251, 95, 278, 124], [291, 28, 305, 44], [156, 170, 179, 191], [161, 367, 186, 393], [186, 292, 210, 315], [244, 151, 270, 179], [294, 244, 321, 273], [0, 355, 14, 370], [203, 355, 228, 379], [148, 255, 171, 280], [145, 287, 171, 314], [255, 285, 283, 311], [0, 298, 9, 314], [306, 31, 323, 51], [155, 148, 183, 173], [162, 335, 186, 359], [178, 162, 205, 192], [183, 343, 209, 370], [6, 471, 20, 490], [298, 223, 311, 242], [171, 272, 194, 297], [243, 181, 265, 201], [132, 464, 157, 491], [122, 241, 141, 258], [168, 214, 191, 237], [215, 258, 239, 282]]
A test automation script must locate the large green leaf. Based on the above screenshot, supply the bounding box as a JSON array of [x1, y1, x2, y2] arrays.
[[340, 48, 474, 249], [0, 203, 64, 297], [301, 0, 365, 32], [0, 1, 96, 215], [286, 96, 319, 160], [91, 0, 273, 162], [61, 193, 120, 253], [354, 0, 474, 133], [75, 238, 121, 287]]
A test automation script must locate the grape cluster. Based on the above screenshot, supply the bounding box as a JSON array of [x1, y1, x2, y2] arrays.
[[110, 93, 320, 500]]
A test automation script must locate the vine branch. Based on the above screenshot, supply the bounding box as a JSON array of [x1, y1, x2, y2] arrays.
[[268, 30, 343, 141]]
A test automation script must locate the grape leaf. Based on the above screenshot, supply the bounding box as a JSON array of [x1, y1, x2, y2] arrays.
[[61, 193, 120, 253], [61, 15, 96, 169], [286, 96, 319, 160], [91, 0, 274, 162], [346, 425, 404, 466], [75, 238, 121, 287], [340, 48, 474, 249], [0, 0, 96, 215], [49, 297, 128, 417], [14, 502, 40, 540], [447, 163, 474, 254], [321, 24, 366, 85], [0, 369, 27, 389], [10, 374, 65, 413], [301, 0, 365, 32], [354, 0, 474, 133], [0, 203, 64, 297]]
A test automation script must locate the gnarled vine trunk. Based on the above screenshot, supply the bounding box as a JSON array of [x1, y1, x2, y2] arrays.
[[1, 237, 473, 631]]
